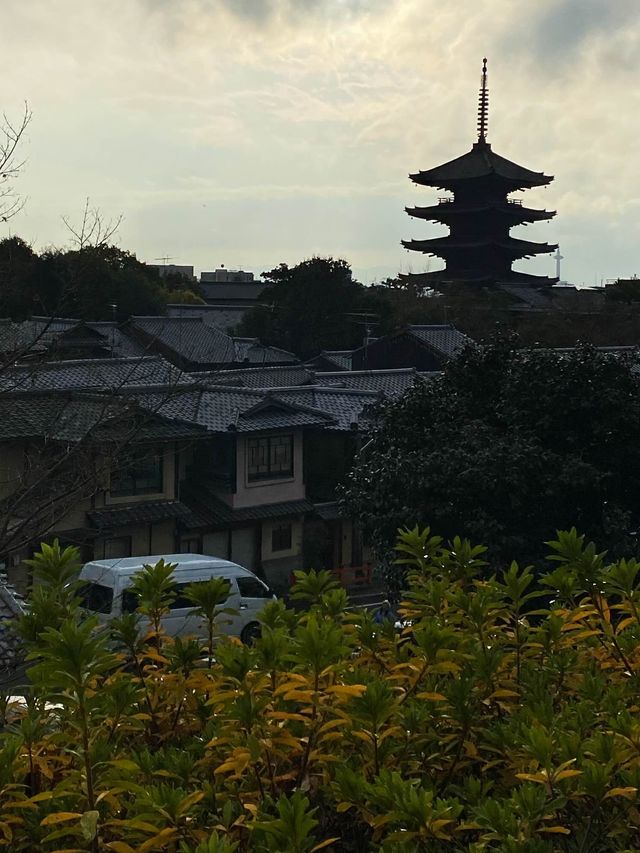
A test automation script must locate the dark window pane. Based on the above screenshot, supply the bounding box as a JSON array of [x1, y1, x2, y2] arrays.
[[111, 447, 163, 497], [170, 579, 231, 611], [248, 435, 293, 482], [237, 576, 272, 598], [271, 525, 292, 552], [80, 583, 114, 614]]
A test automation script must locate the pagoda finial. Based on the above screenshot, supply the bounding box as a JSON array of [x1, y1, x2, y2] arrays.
[[477, 57, 489, 143]]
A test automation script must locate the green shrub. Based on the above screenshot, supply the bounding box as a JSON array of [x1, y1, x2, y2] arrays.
[[3, 527, 640, 850]]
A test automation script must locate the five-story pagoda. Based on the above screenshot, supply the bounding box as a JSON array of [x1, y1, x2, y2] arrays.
[[401, 59, 557, 288]]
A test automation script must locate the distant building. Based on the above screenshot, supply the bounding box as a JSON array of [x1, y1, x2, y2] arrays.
[[200, 268, 254, 283], [148, 263, 195, 281]]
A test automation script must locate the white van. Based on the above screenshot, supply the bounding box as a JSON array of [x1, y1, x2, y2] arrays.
[[78, 554, 275, 644]]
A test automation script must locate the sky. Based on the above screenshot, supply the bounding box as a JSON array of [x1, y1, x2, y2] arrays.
[[2, 0, 640, 286]]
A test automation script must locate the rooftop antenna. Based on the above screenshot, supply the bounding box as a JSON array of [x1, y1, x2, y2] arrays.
[[554, 246, 564, 281], [477, 57, 489, 143], [155, 255, 175, 266]]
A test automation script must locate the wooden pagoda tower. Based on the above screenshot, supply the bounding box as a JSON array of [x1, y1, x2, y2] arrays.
[[401, 59, 557, 288]]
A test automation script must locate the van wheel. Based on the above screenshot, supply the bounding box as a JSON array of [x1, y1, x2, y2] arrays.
[[241, 622, 261, 645]]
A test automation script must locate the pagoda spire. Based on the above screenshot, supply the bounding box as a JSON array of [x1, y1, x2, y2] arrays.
[[477, 57, 489, 143]]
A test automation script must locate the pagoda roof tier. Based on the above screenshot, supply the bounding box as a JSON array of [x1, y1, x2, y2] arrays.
[[409, 141, 553, 191], [405, 201, 555, 225], [398, 269, 558, 287], [402, 235, 558, 258]]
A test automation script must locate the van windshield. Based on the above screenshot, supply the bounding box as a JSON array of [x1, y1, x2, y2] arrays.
[[79, 582, 114, 614]]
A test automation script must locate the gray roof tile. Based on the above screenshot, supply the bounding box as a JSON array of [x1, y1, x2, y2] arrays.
[[136, 387, 339, 434], [313, 368, 422, 398], [406, 325, 472, 358], [87, 500, 193, 530], [0, 356, 181, 392], [190, 365, 314, 389], [316, 351, 353, 370], [167, 304, 249, 331], [129, 317, 238, 366], [128, 318, 298, 368], [183, 489, 315, 528]]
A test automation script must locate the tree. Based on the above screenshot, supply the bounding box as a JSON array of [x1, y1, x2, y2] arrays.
[[0, 104, 31, 223], [343, 334, 640, 566], [237, 257, 369, 359], [0, 238, 170, 320]]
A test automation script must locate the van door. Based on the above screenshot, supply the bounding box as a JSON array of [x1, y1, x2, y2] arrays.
[[160, 578, 242, 639]]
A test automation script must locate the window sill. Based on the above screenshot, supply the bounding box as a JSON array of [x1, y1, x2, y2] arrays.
[[245, 476, 296, 488]]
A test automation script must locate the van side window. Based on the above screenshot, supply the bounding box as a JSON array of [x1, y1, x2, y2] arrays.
[[122, 590, 139, 613], [80, 583, 114, 614], [170, 580, 232, 611], [237, 577, 271, 598]]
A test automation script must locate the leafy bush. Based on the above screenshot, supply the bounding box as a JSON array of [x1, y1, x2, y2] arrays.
[[3, 528, 640, 850]]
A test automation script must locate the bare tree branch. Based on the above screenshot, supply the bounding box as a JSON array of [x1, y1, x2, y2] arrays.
[[61, 198, 123, 249], [0, 103, 31, 223]]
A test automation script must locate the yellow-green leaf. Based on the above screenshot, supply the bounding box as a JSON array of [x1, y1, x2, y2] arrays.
[[40, 813, 82, 826], [310, 837, 339, 852], [325, 685, 367, 697], [605, 787, 638, 800]]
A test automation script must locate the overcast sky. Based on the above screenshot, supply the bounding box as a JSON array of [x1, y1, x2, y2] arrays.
[[2, 0, 640, 286]]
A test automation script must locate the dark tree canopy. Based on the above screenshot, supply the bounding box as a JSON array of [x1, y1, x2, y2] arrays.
[[0, 238, 202, 320], [237, 257, 385, 359], [343, 334, 640, 565]]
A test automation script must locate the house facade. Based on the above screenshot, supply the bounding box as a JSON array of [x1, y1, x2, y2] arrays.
[[0, 316, 439, 595]]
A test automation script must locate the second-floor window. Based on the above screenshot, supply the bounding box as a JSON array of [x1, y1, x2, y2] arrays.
[[110, 447, 164, 497], [247, 434, 293, 482]]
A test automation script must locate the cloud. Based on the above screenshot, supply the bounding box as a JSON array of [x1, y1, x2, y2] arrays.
[[3, 0, 640, 284], [508, 0, 640, 65]]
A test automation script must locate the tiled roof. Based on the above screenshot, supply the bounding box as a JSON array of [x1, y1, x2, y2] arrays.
[[87, 500, 193, 531], [0, 320, 48, 358], [127, 318, 298, 369], [0, 392, 205, 443], [406, 325, 472, 358], [183, 488, 315, 528], [272, 387, 380, 431], [0, 356, 182, 392], [313, 368, 423, 398], [232, 338, 298, 365], [0, 395, 124, 442], [190, 365, 314, 389], [30, 319, 147, 359], [167, 304, 249, 331], [411, 143, 553, 188], [316, 350, 353, 370], [0, 578, 26, 676], [129, 317, 238, 366], [499, 285, 555, 310], [136, 387, 340, 434], [313, 501, 344, 520]]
